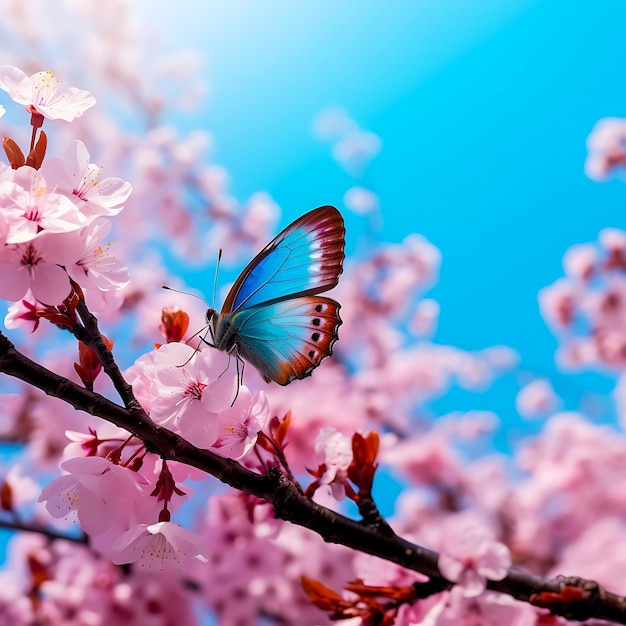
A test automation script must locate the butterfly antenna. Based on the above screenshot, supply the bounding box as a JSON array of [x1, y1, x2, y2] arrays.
[[161, 284, 211, 309], [212, 248, 223, 310], [161, 284, 214, 360]]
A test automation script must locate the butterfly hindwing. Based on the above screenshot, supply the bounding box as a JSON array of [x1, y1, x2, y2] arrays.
[[221, 205, 345, 315], [225, 296, 342, 385]]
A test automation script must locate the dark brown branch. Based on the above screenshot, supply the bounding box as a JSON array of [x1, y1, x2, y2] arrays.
[[1, 330, 626, 623], [355, 493, 395, 537], [73, 299, 144, 415]]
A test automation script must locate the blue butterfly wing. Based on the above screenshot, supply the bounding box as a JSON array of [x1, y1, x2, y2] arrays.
[[221, 206, 345, 315], [225, 296, 342, 385]]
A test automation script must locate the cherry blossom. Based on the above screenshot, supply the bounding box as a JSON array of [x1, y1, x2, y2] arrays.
[[343, 186, 379, 214], [314, 106, 381, 174], [65, 218, 129, 292], [585, 116, 626, 180], [437, 517, 511, 597], [108, 521, 208, 571], [147, 342, 238, 446], [211, 388, 269, 459], [313, 106, 358, 141], [0, 104, 5, 118], [0, 570, 33, 626], [0, 166, 85, 243], [38, 456, 149, 537], [41, 140, 132, 217], [0, 65, 95, 121], [3, 462, 39, 502], [419, 590, 534, 626], [312, 427, 353, 499], [0, 230, 84, 304], [515, 378, 561, 418]]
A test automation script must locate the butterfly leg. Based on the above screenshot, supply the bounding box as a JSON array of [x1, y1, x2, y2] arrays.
[[216, 348, 245, 406], [197, 325, 215, 348], [229, 356, 247, 405]]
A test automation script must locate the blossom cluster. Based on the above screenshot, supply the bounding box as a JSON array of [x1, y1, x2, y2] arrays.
[[0, 65, 130, 315], [540, 227, 626, 376], [0, 64, 272, 577]]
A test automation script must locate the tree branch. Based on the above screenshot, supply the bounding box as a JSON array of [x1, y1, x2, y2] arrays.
[[1, 330, 626, 623], [0, 518, 88, 545]]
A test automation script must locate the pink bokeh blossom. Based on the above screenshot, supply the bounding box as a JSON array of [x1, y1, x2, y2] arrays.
[[515, 379, 561, 418], [585, 117, 626, 180]]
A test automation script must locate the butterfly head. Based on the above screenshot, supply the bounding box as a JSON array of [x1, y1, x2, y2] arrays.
[[205, 307, 217, 325], [206, 307, 237, 354]]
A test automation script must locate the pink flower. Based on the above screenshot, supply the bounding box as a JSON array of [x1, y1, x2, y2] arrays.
[[0, 166, 86, 244], [585, 117, 626, 180], [108, 521, 208, 571], [4, 291, 42, 333], [313, 427, 353, 500], [65, 218, 129, 292], [1, 464, 40, 509], [411, 298, 440, 337], [515, 379, 561, 418], [211, 389, 269, 459], [38, 456, 149, 536], [0, 65, 95, 121], [0, 230, 84, 304], [333, 129, 382, 174], [343, 186, 379, 215], [420, 590, 532, 626], [563, 243, 597, 280], [148, 343, 238, 446], [313, 107, 357, 141], [41, 140, 132, 218], [539, 278, 577, 329], [0, 569, 33, 626], [438, 519, 511, 597]]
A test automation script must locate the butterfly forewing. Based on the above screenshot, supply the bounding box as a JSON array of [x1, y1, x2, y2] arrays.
[[221, 205, 345, 315], [226, 296, 342, 385]]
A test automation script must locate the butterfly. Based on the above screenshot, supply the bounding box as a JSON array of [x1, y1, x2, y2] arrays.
[[205, 205, 345, 386]]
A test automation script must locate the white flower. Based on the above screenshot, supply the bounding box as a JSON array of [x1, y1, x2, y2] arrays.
[[0, 65, 95, 121]]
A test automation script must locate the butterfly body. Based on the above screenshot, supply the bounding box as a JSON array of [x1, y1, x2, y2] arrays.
[[206, 205, 345, 386]]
